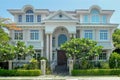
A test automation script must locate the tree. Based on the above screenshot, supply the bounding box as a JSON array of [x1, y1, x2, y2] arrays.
[[14, 41, 35, 60], [0, 18, 10, 44], [109, 52, 120, 68], [0, 28, 10, 44], [0, 43, 15, 61], [0, 17, 21, 44], [60, 38, 103, 62], [112, 29, 120, 53]]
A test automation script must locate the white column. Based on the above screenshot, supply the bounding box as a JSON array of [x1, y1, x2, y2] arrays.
[[41, 29, 44, 57], [50, 34, 53, 62], [41, 49, 43, 57], [95, 29, 99, 41], [73, 34, 76, 38], [46, 34, 49, 60], [69, 34, 72, 38], [80, 29, 83, 38]]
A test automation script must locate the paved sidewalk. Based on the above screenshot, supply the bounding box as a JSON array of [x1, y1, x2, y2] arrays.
[[0, 75, 120, 80]]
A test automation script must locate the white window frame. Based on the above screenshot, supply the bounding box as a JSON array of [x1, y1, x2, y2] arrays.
[[30, 30, 39, 40], [18, 15, 22, 22], [14, 30, 23, 40], [99, 50, 107, 60], [102, 15, 107, 23], [83, 15, 89, 23], [84, 30, 93, 39], [37, 15, 41, 22], [99, 30, 108, 41]]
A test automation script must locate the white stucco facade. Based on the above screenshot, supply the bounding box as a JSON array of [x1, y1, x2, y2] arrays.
[[8, 5, 118, 66]]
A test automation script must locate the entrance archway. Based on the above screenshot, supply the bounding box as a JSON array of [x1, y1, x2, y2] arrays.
[[53, 27, 69, 74]]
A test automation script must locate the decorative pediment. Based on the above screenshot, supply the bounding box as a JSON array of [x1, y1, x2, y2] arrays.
[[44, 10, 77, 20]]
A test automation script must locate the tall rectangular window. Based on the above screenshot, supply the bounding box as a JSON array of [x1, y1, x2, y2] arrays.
[[33, 50, 41, 60], [83, 15, 89, 23], [102, 15, 107, 23], [18, 15, 22, 22], [14, 30, 23, 40], [99, 51, 107, 60], [37, 15, 41, 22], [100, 30, 108, 40], [84, 30, 93, 39], [30, 30, 39, 40], [91, 15, 99, 23], [26, 15, 34, 22]]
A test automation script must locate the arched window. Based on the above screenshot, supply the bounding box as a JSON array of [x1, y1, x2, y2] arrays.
[[26, 9, 34, 22], [91, 9, 100, 23], [26, 10, 33, 13], [58, 34, 67, 47]]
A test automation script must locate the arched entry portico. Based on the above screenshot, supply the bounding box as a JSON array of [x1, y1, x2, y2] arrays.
[[52, 27, 68, 65], [45, 25, 76, 62]]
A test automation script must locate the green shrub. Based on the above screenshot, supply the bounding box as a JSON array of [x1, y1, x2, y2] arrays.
[[109, 52, 120, 68], [28, 58, 39, 69], [100, 62, 109, 69], [23, 58, 39, 70], [74, 63, 80, 69], [0, 69, 41, 76], [80, 60, 88, 69], [72, 69, 120, 76]]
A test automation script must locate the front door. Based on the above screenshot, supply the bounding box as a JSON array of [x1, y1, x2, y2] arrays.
[[57, 50, 67, 65]]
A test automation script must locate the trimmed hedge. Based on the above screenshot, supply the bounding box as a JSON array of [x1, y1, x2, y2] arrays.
[[72, 69, 120, 76], [0, 69, 41, 76]]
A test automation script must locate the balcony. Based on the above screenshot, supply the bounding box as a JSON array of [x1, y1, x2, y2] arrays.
[[27, 41, 42, 49], [97, 42, 114, 49], [79, 23, 118, 25], [16, 22, 43, 26]]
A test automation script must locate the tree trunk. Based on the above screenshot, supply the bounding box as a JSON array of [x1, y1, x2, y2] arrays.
[[73, 55, 76, 64]]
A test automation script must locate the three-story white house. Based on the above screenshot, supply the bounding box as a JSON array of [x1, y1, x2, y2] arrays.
[[8, 5, 118, 66]]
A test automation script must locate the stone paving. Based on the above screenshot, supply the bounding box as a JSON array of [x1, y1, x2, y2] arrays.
[[0, 75, 120, 80]]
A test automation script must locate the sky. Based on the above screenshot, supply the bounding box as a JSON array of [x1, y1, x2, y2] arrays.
[[0, 0, 120, 27]]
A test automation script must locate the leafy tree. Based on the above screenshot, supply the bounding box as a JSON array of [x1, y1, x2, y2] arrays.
[[14, 41, 35, 60], [0, 43, 15, 61], [0, 28, 10, 44], [0, 17, 24, 61], [112, 29, 120, 53], [60, 38, 103, 62], [0, 17, 22, 44], [0, 18, 10, 44], [109, 52, 120, 68]]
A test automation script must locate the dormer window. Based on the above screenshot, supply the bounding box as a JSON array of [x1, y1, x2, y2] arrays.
[[26, 9, 34, 22], [91, 9, 100, 23]]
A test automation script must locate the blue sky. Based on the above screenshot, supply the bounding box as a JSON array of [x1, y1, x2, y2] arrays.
[[0, 0, 120, 27]]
